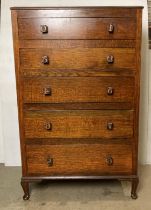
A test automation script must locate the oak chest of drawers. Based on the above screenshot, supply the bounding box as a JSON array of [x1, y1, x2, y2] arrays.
[[11, 6, 143, 200]]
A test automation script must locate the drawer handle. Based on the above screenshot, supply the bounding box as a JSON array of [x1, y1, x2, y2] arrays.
[[42, 56, 49, 65], [43, 87, 51, 96], [106, 155, 113, 166], [107, 122, 114, 130], [108, 24, 114, 33], [40, 25, 48, 33], [47, 156, 53, 167], [45, 122, 52, 131], [107, 87, 114, 96], [107, 55, 114, 64]]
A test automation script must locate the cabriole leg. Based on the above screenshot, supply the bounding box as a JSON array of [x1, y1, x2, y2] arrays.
[[131, 177, 139, 199], [21, 180, 30, 200]]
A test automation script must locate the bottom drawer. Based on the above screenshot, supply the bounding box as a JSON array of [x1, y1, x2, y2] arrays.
[[26, 143, 132, 176]]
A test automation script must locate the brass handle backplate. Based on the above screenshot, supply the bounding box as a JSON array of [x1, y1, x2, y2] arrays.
[[108, 24, 114, 33], [40, 25, 48, 33], [106, 155, 113, 166], [42, 56, 49, 64], [43, 87, 51, 96], [45, 122, 52, 131], [47, 156, 53, 167], [107, 122, 114, 130], [107, 55, 114, 64], [107, 87, 114, 96]]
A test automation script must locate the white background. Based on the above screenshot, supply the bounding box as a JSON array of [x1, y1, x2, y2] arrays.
[[0, 0, 150, 166]]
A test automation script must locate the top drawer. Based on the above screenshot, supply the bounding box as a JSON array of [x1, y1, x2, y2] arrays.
[[18, 17, 136, 40]]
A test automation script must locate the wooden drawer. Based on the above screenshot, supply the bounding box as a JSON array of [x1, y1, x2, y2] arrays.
[[18, 17, 136, 40], [23, 76, 134, 104], [20, 48, 135, 70], [26, 143, 132, 175], [24, 110, 134, 139]]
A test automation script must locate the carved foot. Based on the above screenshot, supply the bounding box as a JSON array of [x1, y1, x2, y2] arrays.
[[23, 194, 30, 200], [21, 180, 30, 200], [131, 192, 137, 199], [131, 178, 139, 199]]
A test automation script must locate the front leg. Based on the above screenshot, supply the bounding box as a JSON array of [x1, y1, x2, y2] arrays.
[[131, 177, 139, 199], [21, 180, 30, 200]]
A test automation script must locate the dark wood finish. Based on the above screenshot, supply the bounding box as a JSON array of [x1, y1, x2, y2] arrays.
[[11, 10, 28, 178], [21, 180, 30, 200], [26, 143, 132, 175], [132, 9, 142, 176], [20, 48, 136, 70], [22, 68, 135, 78], [18, 17, 136, 40], [22, 175, 138, 181], [24, 110, 134, 139], [24, 102, 134, 111], [19, 40, 136, 49], [131, 177, 139, 199], [25, 138, 132, 145], [12, 7, 139, 18], [23, 77, 134, 104], [11, 7, 143, 200]]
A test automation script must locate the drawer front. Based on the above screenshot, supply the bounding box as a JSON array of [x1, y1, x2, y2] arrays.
[[20, 48, 135, 70], [23, 77, 134, 104], [18, 17, 136, 40], [24, 110, 134, 139], [26, 143, 132, 175]]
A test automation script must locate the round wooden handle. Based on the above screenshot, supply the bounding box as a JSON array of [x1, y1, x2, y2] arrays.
[[40, 25, 48, 33], [107, 87, 114, 96], [47, 156, 53, 167], [45, 122, 52, 131], [42, 56, 49, 64], [107, 55, 114, 64], [107, 122, 114, 130], [106, 156, 113, 166], [43, 87, 51, 96], [108, 24, 114, 33]]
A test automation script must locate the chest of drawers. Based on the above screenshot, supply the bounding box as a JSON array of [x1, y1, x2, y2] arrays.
[[11, 7, 143, 200]]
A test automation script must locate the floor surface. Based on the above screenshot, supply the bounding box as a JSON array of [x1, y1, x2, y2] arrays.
[[0, 164, 151, 210]]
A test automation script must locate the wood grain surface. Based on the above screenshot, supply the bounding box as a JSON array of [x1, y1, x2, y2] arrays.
[[19, 40, 136, 49], [23, 76, 134, 104], [24, 110, 134, 139], [20, 48, 136, 70], [26, 143, 132, 175], [18, 17, 136, 40], [14, 7, 138, 18], [11, 7, 142, 199]]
